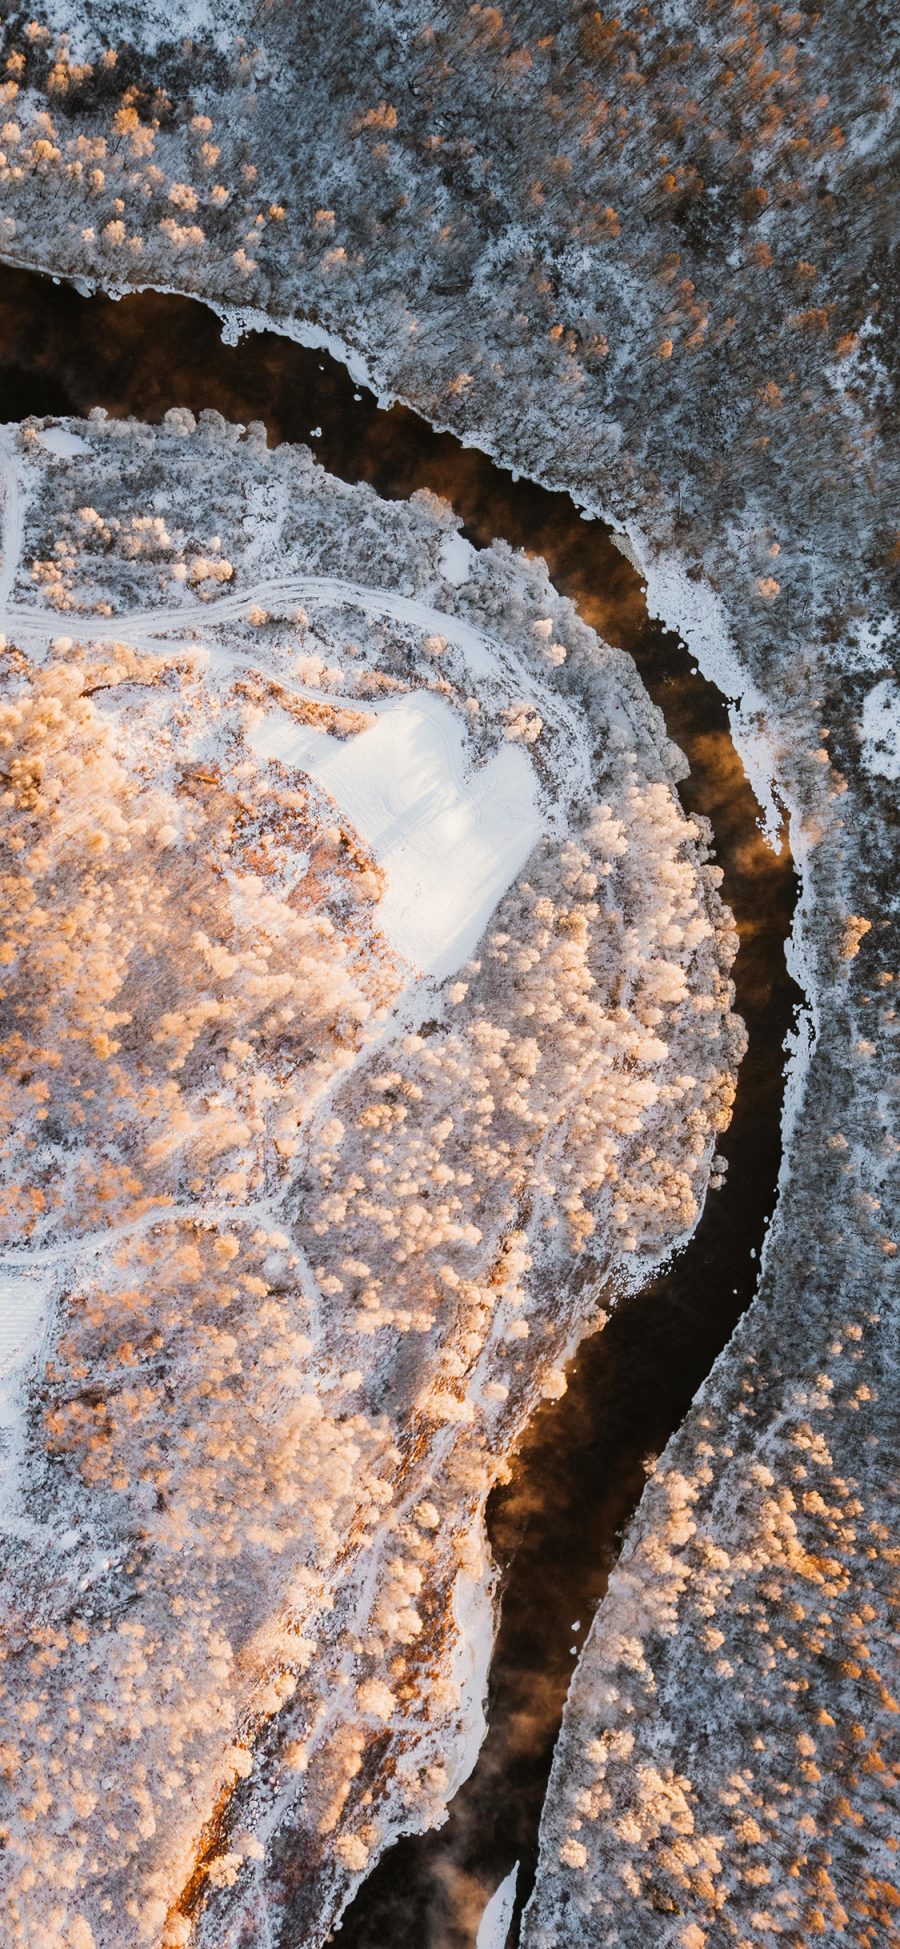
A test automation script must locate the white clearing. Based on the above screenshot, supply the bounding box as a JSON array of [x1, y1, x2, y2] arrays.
[[476, 1863, 519, 1949], [249, 690, 544, 980]]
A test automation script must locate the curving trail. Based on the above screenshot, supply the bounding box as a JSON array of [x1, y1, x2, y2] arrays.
[[0, 562, 595, 806]]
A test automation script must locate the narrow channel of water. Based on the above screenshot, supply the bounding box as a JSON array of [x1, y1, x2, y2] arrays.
[[0, 263, 801, 1949]]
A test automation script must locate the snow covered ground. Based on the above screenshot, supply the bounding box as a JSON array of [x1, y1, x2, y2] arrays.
[[0, 1272, 50, 1502], [861, 677, 900, 783]]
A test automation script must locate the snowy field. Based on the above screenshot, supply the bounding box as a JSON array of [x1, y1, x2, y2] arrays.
[[249, 691, 544, 979]]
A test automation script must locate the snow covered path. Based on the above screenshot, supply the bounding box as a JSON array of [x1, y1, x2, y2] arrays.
[[0, 571, 595, 803]]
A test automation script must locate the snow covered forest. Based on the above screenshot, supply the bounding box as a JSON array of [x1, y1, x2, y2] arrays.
[[0, 413, 742, 1945], [0, 4, 895, 1948]]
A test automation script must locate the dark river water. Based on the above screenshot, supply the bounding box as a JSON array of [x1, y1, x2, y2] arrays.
[[0, 262, 801, 1949]]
